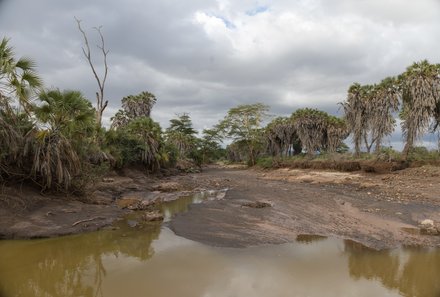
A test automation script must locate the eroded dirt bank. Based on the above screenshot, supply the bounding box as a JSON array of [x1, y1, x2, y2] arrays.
[[1, 166, 440, 250]]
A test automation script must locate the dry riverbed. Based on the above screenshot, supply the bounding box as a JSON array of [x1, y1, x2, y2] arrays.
[[1, 165, 440, 250]]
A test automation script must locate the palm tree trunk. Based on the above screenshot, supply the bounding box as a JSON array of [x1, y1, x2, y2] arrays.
[[374, 137, 382, 154]]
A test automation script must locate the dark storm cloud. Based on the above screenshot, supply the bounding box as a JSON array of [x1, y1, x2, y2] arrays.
[[1, 0, 440, 145]]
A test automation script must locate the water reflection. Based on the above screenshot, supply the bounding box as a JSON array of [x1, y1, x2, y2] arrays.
[[160, 189, 227, 221], [345, 241, 440, 297], [0, 221, 161, 297], [0, 190, 440, 297]]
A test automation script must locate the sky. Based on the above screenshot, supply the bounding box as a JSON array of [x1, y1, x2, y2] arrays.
[[1, 0, 440, 149]]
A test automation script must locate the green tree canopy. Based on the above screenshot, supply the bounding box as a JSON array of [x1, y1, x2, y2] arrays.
[[217, 103, 269, 165]]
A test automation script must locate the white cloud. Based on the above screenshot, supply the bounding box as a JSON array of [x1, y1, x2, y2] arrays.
[[1, 0, 440, 142]]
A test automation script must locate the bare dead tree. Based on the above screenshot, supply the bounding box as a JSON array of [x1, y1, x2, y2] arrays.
[[75, 17, 109, 127]]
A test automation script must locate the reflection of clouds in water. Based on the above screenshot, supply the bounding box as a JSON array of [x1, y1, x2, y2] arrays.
[[1, 217, 439, 297], [200, 241, 399, 297], [101, 237, 403, 297]]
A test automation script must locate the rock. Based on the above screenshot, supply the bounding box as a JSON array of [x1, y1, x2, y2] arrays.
[[142, 210, 164, 222], [420, 219, 434, 227], [241, 200, 273, 208], [152, 182, 181, 192], [117, 197, 141, 209], [127, 220, 139, 228], [419, 219, 439, 236], [102, 177, 114, 183]]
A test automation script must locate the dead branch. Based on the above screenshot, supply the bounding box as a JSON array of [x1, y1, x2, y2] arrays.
[[72, 216, 105, 226], [75, 17, 109, 127]]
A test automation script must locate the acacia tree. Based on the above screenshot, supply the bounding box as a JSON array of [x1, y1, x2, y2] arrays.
[[199, 128, 224, 163], [217, 103, 269, 165], [400, 60, 440, 158], [75, 18, 109, 127]]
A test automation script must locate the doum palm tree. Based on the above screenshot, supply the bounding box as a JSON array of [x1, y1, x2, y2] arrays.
[[400, 60, 440, 158]]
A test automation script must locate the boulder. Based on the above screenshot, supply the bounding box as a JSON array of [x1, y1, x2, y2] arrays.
[[142, 210, 164, 222]]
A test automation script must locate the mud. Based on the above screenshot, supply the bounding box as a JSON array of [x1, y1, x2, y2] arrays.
[[169, 166, 440, 250], [1, 165, 440, 250]]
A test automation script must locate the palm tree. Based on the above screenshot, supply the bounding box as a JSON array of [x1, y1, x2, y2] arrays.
[[0, 37, 42, 181], [0, 37, 42, 112], [291, 108, 329, 156], [341, 83, 371, 155], [35, 89, 95, 135], [31, 89, 96, 190], [326, 116, 349, 153], [369, 77, 400, 153], [110, 110, 130, 130], [400, 60, 440, 158], [122, 91, 157, 118], [126, 117, 163, 171], [111, 91, 157, 130], [165, 113, 198, 158], [265, 117, 301, 156]]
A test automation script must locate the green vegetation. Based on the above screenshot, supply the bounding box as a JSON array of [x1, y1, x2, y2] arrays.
[[1, 36, 440, 193], [216, 103, 269, 165]]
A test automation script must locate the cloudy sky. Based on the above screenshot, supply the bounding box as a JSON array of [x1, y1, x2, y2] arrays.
[[1, 0, 440, 147]]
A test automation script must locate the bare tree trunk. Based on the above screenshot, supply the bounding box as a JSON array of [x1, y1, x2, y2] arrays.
[[75, 17, 109, 127]]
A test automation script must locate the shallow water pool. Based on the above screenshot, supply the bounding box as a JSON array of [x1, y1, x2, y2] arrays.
[[0, 192, 439, 297]]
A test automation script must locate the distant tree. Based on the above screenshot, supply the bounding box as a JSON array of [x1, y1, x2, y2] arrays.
[[125, 117, 163, 170], [290, 108, 348, 155], [199, 128, 224, 163], [341, 80, 398, 155], [108, 91, 163, 170], [217, 103, 269, 165], [399, 60, 440, 158], [111, 91, 157, 129], [165, 113, 198, 158], [341, 83, 370, 155], [265, 117, 301, 157], [326, 116, 349, 153], [122, 91, 157, 118], [368, 77, 400, 153]]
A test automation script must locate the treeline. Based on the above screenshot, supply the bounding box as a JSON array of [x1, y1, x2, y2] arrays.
[[1, 36, 440, 193], [0, 38, 224, 193], [221, 60, 440, 165]]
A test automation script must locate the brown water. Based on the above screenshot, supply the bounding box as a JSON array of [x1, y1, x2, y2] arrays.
[[1, 192, 440, 297]]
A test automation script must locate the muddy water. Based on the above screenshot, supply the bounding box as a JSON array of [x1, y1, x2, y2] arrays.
[[0, 193, 440, 297]]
